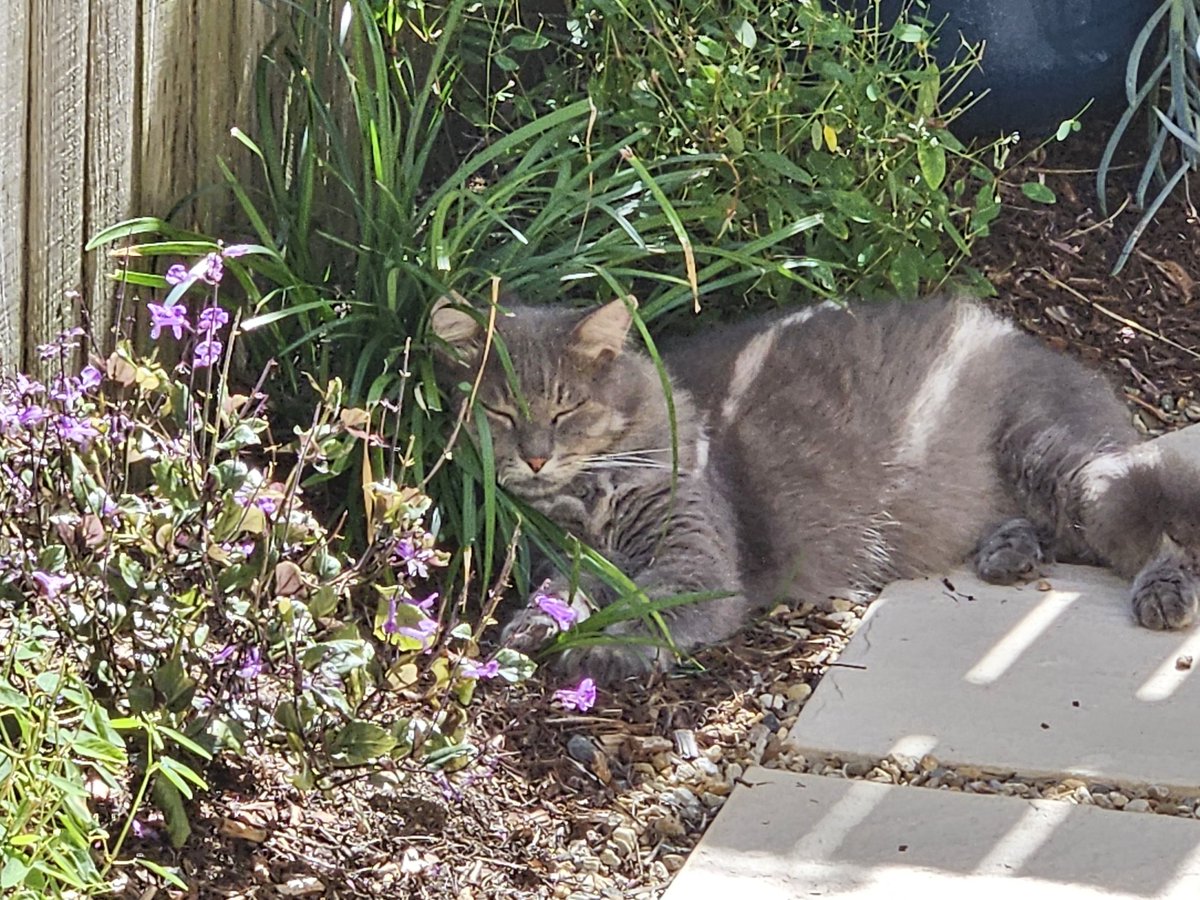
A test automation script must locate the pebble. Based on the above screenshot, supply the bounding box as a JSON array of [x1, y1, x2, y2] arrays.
[[1125, 798, 1152, 813], [610, 827, 638, 857], [786, 682, 813, 702], [567, 735, 600, 766]]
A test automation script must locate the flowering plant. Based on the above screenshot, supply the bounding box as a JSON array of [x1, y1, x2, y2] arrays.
[[0, 243, 534, 895]]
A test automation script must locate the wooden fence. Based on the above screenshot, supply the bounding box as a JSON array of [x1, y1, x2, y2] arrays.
[[0, 0, 280, 372]]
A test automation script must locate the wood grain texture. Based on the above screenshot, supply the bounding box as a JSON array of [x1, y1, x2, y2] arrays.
[[140, 0, 198, 224], [27, 0, 87, 371], [85, 0, 139, 352], [0, 4, 29, 368]]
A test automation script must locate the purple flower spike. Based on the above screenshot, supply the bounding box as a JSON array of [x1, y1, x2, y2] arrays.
[[32, 571, 72, 601], [534, 590, 577, 630], [147, 303, 190, 340], [197, 305, 230, 334], [383, 597, 401, 635], [553, 677, 597, 712], [193, 338, 223, 369], [18, 405, 48, 429]]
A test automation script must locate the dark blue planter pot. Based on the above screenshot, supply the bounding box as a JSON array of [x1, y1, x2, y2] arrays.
[[832, 0, 1161, 138]]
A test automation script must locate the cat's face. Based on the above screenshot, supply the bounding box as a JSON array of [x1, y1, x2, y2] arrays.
[[431, 298, 660, 501]]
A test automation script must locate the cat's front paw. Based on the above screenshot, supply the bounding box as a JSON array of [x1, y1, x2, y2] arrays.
[[1131, 559, 1200, 630], [499, 605, 562, 655], [974, 518, 1044, 585], [554, 621, 674, 685]]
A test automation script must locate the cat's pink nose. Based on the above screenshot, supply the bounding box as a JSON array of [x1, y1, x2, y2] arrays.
[[525, 456, 548, 473]]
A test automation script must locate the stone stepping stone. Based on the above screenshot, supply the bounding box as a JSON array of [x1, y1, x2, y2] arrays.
[[787, 564, 1200, 790], [664, 768, 1200, 899]]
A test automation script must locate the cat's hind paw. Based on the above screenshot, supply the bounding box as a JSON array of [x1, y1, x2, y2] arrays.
[[1131, 559, 1200, 630], [973, 517, 1044, 585]]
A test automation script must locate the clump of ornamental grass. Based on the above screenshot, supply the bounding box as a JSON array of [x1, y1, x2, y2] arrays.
[[0, 244, 554, 897]]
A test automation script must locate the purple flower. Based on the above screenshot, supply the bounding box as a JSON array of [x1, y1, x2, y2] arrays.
[[395, 536, 434, 579], [197, 305, 230, 334], [252, 495, 277, 516], [534, 590, 577, 630], [0, 402, 19, 435], [165, 263, 190, 286], [198, 253, 224, 285], [147, 303, 189, 340], [193, 338, 223, 369], [459, 658, 501, 680], [222, 243, 254, 258], [237, 647, 265, 679], [31, 571, 72, 600], [78, 366, 102, 391], [212, 644, 237, 664], [130, 817, 160, 842], [55, 415, 99, 447], [553, 677, 597, 712], [13, 374, 45, 398], [397, 617, 438, 647], [18, 405, 49, 429]]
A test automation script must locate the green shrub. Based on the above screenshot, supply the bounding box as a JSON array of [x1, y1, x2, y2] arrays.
[[532, 0, 1014, 303]]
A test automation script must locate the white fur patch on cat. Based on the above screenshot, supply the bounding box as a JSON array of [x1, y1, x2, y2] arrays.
[[896, 304, 1015, 465], [721, 330, 779, 424]]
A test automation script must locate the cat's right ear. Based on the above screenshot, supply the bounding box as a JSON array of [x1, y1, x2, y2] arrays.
[[429, 293, 482, 364]]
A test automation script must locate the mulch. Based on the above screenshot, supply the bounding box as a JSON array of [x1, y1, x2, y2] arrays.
[[123, 137, 1200, 898]]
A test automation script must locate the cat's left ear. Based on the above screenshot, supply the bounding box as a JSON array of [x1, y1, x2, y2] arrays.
[[569, 296, 637, 364]]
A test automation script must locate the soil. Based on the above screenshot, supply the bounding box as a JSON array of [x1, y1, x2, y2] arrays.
[[120, 140, 1199, 898]]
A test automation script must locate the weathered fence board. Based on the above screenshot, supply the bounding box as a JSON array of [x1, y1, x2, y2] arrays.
[[0, 5, 28, 367], [0, 0, 281, 372]]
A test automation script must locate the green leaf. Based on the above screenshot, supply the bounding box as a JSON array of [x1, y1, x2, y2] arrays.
[[326, 720, 397, 766], [732, 19, 757, 49], [152, 775, 192, 848], [917, 142, 946, 190], [890, 22, 927, 43], [1020, 182, 1057, 204], [887, 244, 925, 298]]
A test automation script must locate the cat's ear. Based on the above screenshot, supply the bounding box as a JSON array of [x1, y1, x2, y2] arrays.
[[429, 292, 482, 355], [569, 296, 638, 364]]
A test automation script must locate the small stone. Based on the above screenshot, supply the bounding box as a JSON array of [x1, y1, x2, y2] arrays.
[[844, 760, 872, 778], [1125, 798, 1152, 813], [830, 598, 855, 612], [694, 758, 719, 778], [1147, 785, 1170, 800], [920, 754, 939, 772], [599, 849, 621, 869], [650, 813, 686, 838], [662, 854, 686, 873], [704, 744, 724, 763], [1175, 655, 1193, 670], [673, 729, 700, 759], [1109, 792, 1129, 809], [610, 827, 638, 857], [1036, 579, 1052, 591], [787, 683, 813, 702], [567, 734, 600, 766], [673, 762, 698, 783], [726, 763, 744, 784]]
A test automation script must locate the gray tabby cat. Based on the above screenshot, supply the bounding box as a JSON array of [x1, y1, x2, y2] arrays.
[[431, 296, 1200, 684]]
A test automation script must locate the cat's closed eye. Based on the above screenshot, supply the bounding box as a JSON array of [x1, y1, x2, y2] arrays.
[[551, 401, 586, 425], [480, 403, 517, 427]]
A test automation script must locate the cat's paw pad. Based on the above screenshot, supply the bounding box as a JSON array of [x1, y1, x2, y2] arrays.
[[1131, 562, 1200, 630], [974, 518, 1044, 585]]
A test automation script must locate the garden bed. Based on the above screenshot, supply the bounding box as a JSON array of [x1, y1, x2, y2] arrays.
[[110, 144, 1200, 899]]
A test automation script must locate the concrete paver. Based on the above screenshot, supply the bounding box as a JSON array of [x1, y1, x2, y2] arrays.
[[786, 564, 1200, 789], [664, 768, 1200, 899]]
